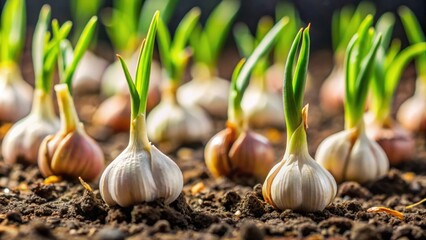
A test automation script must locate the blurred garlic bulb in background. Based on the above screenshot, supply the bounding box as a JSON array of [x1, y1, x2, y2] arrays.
[[397, 82, 426, 133], [72, 51, 108, 93], [38, 84, 105, 181], [92, 93, 131, 132], [177, 64, 230, 118], [0, 64, 33, 122]]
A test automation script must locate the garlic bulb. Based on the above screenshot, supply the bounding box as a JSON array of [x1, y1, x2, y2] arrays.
[[147, 84, 212, 145], [263, 116, 337, 211], [242, 77, 284, 129], [365, 113, 415, 165], [92, 93, 131, 132], [100, 114, 183, 206], [2, 89, 59, 164], [266, 63, 312, 94], [38, 84, 105, 181], [319, 61, 345, 114], [316, 122, 389, 183], [397, 82, 426, 133], [72, 51, 108, 93], [205, 123, 275, 181], [177, 64, 229, 118], [0, 64, 33, 122]]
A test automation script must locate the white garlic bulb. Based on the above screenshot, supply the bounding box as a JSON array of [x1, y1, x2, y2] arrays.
[[99, 114, 183, 207], [315, 122, 389, 183], [0, 64, 33, 122], [2, 89, 59, 164], [177, 65, 229, 118], [147, 90, 213, 145], [263, 119, 337, 212], [242, 79, 284, 129], [72, 51, 108, 93]]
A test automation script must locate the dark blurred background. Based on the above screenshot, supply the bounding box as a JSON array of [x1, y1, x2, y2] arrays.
[[1, 0, 426, 52]]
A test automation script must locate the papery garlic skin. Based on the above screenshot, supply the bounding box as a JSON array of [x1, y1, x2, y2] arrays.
[[0, 64, 33, 122], [242, 84, 284, 129], [315, 125, 389, 184], [72, 51, 108, 93], [38, 84, 105, 181], [99, 115, 183, 207], [178, 76, 229, 118], [263, 123, 337, 212], [2, 90, 59, 164], [205, 125, 275, 181], [147, 98, 213, 145]]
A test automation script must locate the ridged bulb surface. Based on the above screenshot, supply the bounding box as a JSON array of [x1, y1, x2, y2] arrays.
[[2, 90, 59, 164], [315, 126, 389, 183], [0, 65, 33, 122], [205, 126, 275, 181], [147, 100, 212, 145], [263, 123, 337, 212], [99, 115, 183, 207]]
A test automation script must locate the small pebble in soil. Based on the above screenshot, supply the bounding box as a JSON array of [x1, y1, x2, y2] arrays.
[[240, 221, 264, 240], [95, 227, 126, 240]]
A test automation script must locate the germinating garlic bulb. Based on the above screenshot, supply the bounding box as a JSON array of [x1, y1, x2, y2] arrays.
[[205, 123, 275, 181], [177, 64, 230, 118], [319, 61, 345, 114], [147, 84, 213, 145], [316, 122, 389, 183], [2, 90, 59, 164], [38, 84, 105, 181], [242, 77, 284, 129], [0, 64, 33, 122], [263, 114, 337, 211], [100, 114, 183, 206], [72, 51, 108, 93]]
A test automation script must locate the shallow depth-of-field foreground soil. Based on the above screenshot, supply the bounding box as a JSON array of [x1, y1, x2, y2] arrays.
[[0, 50, 425, 240]]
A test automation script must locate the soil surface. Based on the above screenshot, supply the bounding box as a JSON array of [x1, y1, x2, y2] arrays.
[[0, 50, 425, 240]]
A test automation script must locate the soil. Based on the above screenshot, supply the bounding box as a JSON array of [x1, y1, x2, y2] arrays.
[[0, 49, 425, 240]]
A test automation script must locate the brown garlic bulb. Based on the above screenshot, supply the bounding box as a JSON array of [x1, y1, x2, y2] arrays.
[[38, 84, 104, 181], [92, 93, 131, 132], [365, 113, 415, 165], [205, 122, 275, 181]]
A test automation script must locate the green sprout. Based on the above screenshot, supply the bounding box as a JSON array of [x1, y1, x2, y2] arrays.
[[70, 0, 102, 45], [0, 0, 25, 65], [157, 8, 201, 86], [103, 0, 176, 56], [228, 18, 287, 128], [190, 0, 240, 72], [344, 15, 382, 129], [370, 13, 426, 125]]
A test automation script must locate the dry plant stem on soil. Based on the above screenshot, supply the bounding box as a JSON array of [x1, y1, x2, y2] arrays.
[[205, 18, 287, 182], [2, 5, 71, 165], [262, 26, 337, 212], [316, 16, 389, 184], [99, 12, 183, 207], [0, 0, 32, 122], [177, 0, 240, 118]]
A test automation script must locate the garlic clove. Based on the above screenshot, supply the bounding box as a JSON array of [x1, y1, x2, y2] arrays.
[[177, 76, 230, 118], [204, 127, 236, 178], [319, 63, 345, 115], [92, 93, 131, 132], [228, 130, 275, 181], [0, 65, 33, 122]]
